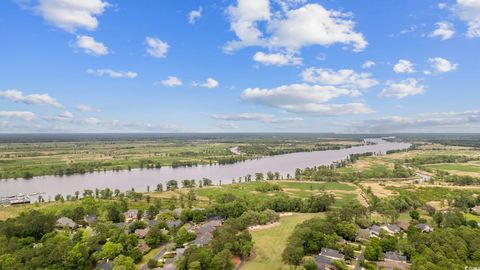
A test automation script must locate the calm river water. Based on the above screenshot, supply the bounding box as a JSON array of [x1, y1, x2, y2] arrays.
[[0, 138, 410, 198]]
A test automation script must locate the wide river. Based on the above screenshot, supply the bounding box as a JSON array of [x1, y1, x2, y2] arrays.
[[0, 138, 410, 198]]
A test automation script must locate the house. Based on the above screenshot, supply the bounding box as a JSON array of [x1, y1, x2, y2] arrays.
[[193, 232, 213, 247], [174, 208, 183, 217], [471, 206, 480, 216], [205, 217, 223, 227], [84, 215, 97, 225], [369, 225, 382, 237], [415, 223, 433, 233], [147, 220, 158, 228], [376, 261, 410, 270], [384, 252, 407, 263], [166, 220, 182, 229], [312, 249, 344, 270], [124, 209, 139, 222], [137, 243, 151, 254], [312, 254, 336, 270], [357, 228, 371, 239], [196, 223, 215, 235], [56, 217, 77, 229], [397, 221, 410, 231], [96, 259, 112, 270], [134, 228, 150, 238], [320, 248, 344, 260], [381, 224, 401, 234]]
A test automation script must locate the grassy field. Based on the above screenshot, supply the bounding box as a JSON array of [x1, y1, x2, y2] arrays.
[[194, 181, 359, 207], [466, 213, 480, 222], [426, 163, 480, 173], [242, 213, 319, 270]]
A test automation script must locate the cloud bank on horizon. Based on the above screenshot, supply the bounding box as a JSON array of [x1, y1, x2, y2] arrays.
[[0, 0, 479, 133]]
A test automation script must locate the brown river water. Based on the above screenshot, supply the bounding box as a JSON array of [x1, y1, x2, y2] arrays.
[[0, 138, 410, 199]]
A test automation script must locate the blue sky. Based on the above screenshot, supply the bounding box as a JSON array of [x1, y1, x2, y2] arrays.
[[1, 0, 479, 133]]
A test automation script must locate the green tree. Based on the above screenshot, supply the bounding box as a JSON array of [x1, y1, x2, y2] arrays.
[[409, 210, 420, 220], [210, 249, 233, 270], [112, 255, 135, 270], [188, 261, 202, 270], [66, 243, 90, 270], [100, 242, 123, 260]]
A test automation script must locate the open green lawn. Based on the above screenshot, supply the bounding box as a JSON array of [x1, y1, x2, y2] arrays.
[[135, 246, 164, 269], [426, 163, 480, 173], [466, 213, 480, 222], [194, 181, 359, 207], [242, 213, 319, 270]]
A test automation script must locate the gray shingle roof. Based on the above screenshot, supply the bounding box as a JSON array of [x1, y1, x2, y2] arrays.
[[320, 248, 344, 259], [56, 217, 77, 229], [384, 251, 407, 262]]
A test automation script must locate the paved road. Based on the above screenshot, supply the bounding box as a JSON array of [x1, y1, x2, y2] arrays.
[[354, 246, 365, 270]]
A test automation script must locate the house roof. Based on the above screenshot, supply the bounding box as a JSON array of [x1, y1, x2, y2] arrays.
[[312, 254, 334, 269], [196, 223, 216, 235], [384, 252, 407, 262], [166, 220, 181, 229], [124, 209, 139, 218], [148, 220, 158, 227], [384, 224, 401, 233], [137, 243, 151, 254], [376, 260, 410, 270], [320, 248, 344, 259], [134, 228, 150, 238], [56, 217, 77, 229], [370, 225, 381, 233], [96, 261, 112, 270], [415, 223, 433, 232], [193, 232, 213, 246], [84, 215, 97, 224]]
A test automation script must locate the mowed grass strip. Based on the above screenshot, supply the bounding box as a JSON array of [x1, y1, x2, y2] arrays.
[[426, 163, 480, 173], [242, 213, 319, 270]]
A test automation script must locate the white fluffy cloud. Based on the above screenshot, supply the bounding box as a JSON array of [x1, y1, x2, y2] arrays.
[[195, 78, 219, 89], [455, 0, 480, 38], [355, 110, 480, 132], [268, 4, 367, 52], [362, 60, 376, 69], [0, 111, 37, 121], [225, 0, 271, 50], [428, 57, 459, 73], [74, 35, 109, 55], [75, 104, 99, 112], [379, 78, 425, 99], [188, 7, 202, 24], [253, 51, 302, 66], [225, 1, 367, 53], [241, 83, 372, 115], [217, 123, 239, 129], [146, 37, 169, 58], [35, 0, 109, 33], [160, 76, 183, 87], [44, 111, 74, 121], [212, 113, 302, 123], [0, 89, 63, 108], [301, 67, 378, 93], [393, 59, 415, 73], [87, 69, 137, 78], [430, 22, 455, 40], [80, 117, 101, 125]]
